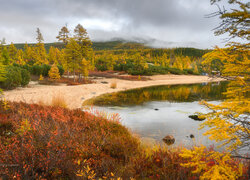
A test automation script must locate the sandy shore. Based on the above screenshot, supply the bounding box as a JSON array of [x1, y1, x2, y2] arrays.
[[3, 75, 224, 109]]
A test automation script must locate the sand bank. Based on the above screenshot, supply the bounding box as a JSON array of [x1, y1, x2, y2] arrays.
[[3, 75, 224, 109]]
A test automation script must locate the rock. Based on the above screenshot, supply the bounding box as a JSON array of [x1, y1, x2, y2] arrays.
[[101, 81, 108, 84], [188, 115, 205, 121], [190, 134, 195, 138], [162, 135, 175, 145], [154, 108, 159, 111]]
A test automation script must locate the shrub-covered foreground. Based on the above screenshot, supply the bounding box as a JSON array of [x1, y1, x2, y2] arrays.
[[0, 101, 249, 179]]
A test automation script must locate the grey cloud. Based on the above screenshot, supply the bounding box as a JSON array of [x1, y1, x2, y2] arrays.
[[0, 0, 229, 48]]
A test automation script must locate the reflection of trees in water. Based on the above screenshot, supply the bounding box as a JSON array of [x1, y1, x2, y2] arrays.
[[86, 81, 228, 106]]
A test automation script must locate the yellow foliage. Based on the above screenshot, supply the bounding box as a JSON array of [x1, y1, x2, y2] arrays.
[[201, 45, 249, 152], [49, 64, 61, 80], [1, 98, 10, 110], [39, 74, 44, 81], [180, 145, 243, 180]]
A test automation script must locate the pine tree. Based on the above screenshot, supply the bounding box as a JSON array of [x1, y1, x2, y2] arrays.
[[48, 64, 60, 80]]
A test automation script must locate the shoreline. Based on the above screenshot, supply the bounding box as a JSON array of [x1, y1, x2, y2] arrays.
[[3, 75, 225, 109]]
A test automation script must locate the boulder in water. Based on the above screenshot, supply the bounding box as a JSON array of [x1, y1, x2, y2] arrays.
[[190, 134, 195, 138], [188, 115, 205, 121], [162, 135, 175, 145]]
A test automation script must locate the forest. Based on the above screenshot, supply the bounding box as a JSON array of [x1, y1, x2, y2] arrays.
[[0, 24, 213, 90]]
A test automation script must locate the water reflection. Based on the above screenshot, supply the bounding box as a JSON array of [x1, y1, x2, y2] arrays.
[[84, 81, 228, 106], [84, 81, 228, 149]]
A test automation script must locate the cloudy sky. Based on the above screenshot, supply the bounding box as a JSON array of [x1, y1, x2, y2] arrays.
[[0, 0, 231, 48]]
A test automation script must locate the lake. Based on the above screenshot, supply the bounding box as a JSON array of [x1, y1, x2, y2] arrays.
[[83, 81, 228, 149]]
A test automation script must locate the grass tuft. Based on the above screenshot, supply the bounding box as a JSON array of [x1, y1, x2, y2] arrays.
[[51, 93, 67, 108]]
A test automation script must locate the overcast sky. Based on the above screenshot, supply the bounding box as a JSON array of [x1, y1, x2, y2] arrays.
[[0, 0, 231, 48]]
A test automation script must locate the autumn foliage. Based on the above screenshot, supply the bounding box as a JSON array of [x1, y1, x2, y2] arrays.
[[0, 101, 139, 179], [0, 101, 249, 179]]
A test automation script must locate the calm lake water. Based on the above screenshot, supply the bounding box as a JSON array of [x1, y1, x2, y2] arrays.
[[84, 81, 228, 149]]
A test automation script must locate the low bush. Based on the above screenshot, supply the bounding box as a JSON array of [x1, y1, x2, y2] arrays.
[[20, 68, 30, 86], [0, 102, 248, 179], [0, 66, 30, 89], [0, 102, 140, 179]]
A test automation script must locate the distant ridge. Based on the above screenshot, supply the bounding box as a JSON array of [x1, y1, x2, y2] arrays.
[[8, 40, 209, 58]]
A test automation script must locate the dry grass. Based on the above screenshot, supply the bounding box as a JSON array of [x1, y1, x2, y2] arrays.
[[51, 93, 67, 108], [110, 81, 117, 89]]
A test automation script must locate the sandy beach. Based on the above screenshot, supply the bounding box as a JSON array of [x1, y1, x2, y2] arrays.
[[3, 75, 224, 109]]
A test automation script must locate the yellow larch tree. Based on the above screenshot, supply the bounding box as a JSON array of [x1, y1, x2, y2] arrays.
[[48, 64, 61, 80], [181, 0, 249, 179], [200, 0, 249, 155]]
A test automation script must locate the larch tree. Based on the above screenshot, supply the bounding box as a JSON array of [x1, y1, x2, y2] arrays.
[[81, 57, 90, 80], [16, 49, 25, 65], [1, 47, 10, 65], [200, 0, 249, 157], [8, 42, 17, 64], [48, 63, 60, 80], [74, 24, 92, 58], [36, 28, 44, 43], [48, 46, 57, 64], [56, 26, 70, 44], [35, 28, 48, 65], [64, 38, 82, 81], [23, 43, 36, 64]]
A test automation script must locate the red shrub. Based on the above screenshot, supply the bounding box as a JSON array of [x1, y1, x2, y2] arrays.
[[0, 101, 139, 179]]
